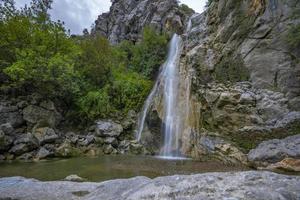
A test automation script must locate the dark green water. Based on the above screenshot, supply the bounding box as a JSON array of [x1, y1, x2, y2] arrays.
[[0, 156, 249, 182]]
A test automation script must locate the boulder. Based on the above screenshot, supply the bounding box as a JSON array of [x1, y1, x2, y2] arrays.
[[77, 135, 95, 147], [103, 144, 117, 154], [9, 133, 38, 156], [95, 120, 123, 138], [55, 142, 81, 158], [33, 127, 59, 145], [104, 137, 118, 147], [23, 105, 61, 128], [36, 147, 53, 159], [0, 130, 13, 152], [16, 152, 34, 160], [0, 104, 24, 128], [64, 175, 86, 182], [0, 123, 14, 135], [248, 134, 300, 167]]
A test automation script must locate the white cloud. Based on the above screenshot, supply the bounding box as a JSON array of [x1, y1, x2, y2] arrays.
[[15, 0, 206, 34]]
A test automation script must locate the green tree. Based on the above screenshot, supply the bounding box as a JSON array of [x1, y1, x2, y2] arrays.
[[1, 0, 81, 99], [76, 35, 112, 87]]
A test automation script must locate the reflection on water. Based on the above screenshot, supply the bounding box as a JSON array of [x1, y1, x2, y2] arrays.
[[0, 155, 249, 182]]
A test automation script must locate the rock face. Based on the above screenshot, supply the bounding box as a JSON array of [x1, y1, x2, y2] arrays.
[[92, 0, 192, 44], [1, 171, 300, 200], [248, 134, 300, 167]]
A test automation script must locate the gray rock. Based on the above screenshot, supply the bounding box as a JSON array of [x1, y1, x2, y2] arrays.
[[0, 104, 24, 128], [9, 144, 34, 156], [23, 105, 61, 128], [33, 127, 59, 145], [0, 123, 14, 135], [1, 171, 300, 200], [103, 144, 117, 154], [248, 134, 300, 166], [0, 130, 13, 152], [95, 120, 123, 137], [9, 133, 38, 156], [64, 175, 86, 182], [275, 112, 300, 129], [36, 147, 53, 159], [76, 135, 95, 147], [17, 152, 34, 160]]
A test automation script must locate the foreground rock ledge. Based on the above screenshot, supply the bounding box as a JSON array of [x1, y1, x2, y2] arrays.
[[0, 171, 300, 200]]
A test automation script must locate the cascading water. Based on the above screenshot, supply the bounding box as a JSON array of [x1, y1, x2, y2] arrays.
[[136, 34, 184, 157], [137, 16, 195, 159], [161, 34, 182, 157]]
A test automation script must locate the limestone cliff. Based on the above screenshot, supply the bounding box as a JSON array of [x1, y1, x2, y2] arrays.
[[91, 0, 192, 44], [139, 0, 300, 165], [177, 0, 300, 164]]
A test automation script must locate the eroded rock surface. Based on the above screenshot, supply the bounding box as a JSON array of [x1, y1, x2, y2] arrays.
[[92, 0, 192, 44], [0, 171, 300, 200]]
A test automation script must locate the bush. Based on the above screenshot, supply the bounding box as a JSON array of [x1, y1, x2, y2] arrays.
[[76, 35, 112, 87], [110, 68, 152, 113], [130, 27, 168, 79], [77, 87, 112, 120]]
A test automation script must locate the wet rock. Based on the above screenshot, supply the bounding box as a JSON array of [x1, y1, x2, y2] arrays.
[[248, 134, 300, 167], [103, 144, 117, 154], [17, 152, 34, 160], [128, 141, 144, 155], [55, 142, 81, 158], [33, 127, 59, 145], [95, 120, 123, 137], [64, 175, 86, 182], [1, 171, 300, 200], [0, 154, 4, 160]]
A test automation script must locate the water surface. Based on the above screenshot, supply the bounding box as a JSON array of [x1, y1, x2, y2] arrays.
[[0, 155, 249, 182]]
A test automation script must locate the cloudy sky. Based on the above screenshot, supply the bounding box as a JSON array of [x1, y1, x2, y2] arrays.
[[16, 0, 207, 34]]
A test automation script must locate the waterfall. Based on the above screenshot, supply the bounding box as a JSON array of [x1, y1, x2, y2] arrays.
[[136, 34, 183, 157], [161, 34, 182, 157]]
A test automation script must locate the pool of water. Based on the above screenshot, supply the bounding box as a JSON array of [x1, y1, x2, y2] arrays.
[[0, 155, 250, 182]]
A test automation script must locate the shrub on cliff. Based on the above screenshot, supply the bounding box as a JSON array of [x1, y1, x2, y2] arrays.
[[130, 27, 168, 79]]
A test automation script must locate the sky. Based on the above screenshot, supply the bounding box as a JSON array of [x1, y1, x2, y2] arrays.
[[15, 0, 207, 34]]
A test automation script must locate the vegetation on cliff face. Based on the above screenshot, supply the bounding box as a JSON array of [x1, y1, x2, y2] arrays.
[[0, 0, 168, 122]]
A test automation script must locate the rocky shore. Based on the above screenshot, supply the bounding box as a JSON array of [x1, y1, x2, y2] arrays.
[[0, 94, 146, 161], [0, 171, 299, 200]]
